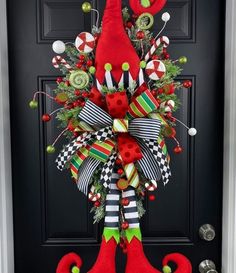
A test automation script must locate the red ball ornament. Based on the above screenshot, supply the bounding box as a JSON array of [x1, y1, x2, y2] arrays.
[[74, 90, 81, 96], [94, 201, 101, 207], [151, 90, 158, 96], [174, 146, 183, 154], [73, 101, 80, 107], [117, 168, 124, 175], [76, 62, 83, 69], [42, 114, 51, 122], [149, 194, 156, 201], [121, 198, 130, 206], [158, 88, 164, 94], [115, 158, 122, 165], [126, 21, 133, 29], [56, 77, 63, 83], [81, 91, 89, 98], [152, 55, 159, 60], [65, 80, 70, 86], [136, 30, 145, 40], [183, 80, 192, 88], [121, 221, 129, 230], [86, 59, 93, 67], [164, 53, 170, 59], [79, 55, 85, 61]]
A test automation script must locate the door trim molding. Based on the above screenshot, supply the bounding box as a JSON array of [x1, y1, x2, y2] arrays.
[[0, 0, 14, 273], [0, 0, 235, 272], [222, 0, 236, 272]]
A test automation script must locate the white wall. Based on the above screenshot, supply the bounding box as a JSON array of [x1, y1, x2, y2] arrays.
[[222, 0, 236, 272], [0, 0, 14, 272]]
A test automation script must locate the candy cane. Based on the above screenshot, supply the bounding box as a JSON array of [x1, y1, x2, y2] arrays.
[[145, 180, 157, 191], [144, 36, 169, 62], [52, 56, 72, 71], [88, 186, 101, 202]]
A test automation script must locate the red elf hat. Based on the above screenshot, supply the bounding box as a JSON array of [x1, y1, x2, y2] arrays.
[[95, 0, 140, 84]]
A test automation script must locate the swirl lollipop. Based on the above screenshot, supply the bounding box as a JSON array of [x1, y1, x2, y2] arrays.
[[69, 70, 90, 89]]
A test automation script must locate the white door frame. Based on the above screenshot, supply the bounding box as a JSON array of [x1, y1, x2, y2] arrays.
[[0, 0, 14, 272], [222, 0, 236, 272], [0, 0, 235, 272]]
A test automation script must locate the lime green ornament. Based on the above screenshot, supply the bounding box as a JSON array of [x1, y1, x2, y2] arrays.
[[29, 100, 38, 109], [163, 265, 172, 273], [179, 56, 188, 64], [72, 266, 80, 273], [104, 63, 112, 71], [141, 0, 151, 8], [69, 70, 89, 89], [82, 2, 91, 13], [140, 61, 147, 68], [89, 66, 96, 74], [136, 13, 154, 30], [122, 62, 130, 71], [46, 145, 55, 154]]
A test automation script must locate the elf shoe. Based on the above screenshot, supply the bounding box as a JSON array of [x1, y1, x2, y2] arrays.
[[87, 236, 118, 273], [163, 253, 192, 273], [125, 236, 162, 273]]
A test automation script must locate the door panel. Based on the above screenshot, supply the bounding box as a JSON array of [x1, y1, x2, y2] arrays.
[[7, 0, 224, 272]]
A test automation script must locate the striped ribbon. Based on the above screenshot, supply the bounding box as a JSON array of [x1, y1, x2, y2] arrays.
[[124, 163, 140, 188], [127, 89, 159, 118], [113, 119, 129, 132], [89, 139, 116, 162], [70, 146, 90, 180]]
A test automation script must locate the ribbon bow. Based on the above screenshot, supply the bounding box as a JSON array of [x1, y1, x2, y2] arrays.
[[56, 89, 171, 195]]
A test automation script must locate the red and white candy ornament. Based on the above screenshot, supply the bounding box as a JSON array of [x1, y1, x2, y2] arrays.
[[160, 100, 175, 112], [145, 180, 157, 191], [145, 60, 166, 80], [88, 186, 101, 202], [75, 32, 95, 54], [52, 56, 72, 71]]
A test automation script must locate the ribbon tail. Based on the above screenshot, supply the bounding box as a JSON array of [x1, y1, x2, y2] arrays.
[[100, 150, 118, 188], [77, 157, 101, 195], [55, 132, 91, 171], [124, 163, 140, 188], [136, 139, 161, 182], [143, 139, 171, 185]]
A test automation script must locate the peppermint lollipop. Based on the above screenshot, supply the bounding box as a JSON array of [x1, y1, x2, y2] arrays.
[[75, 32, 95, 54], [145, 60, 166, 80]]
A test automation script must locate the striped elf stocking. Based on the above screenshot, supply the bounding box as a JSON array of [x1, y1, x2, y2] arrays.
[[88, 174, 120, 273]]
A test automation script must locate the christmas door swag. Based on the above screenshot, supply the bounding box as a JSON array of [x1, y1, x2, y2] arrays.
[[30, 0, 196, 272]]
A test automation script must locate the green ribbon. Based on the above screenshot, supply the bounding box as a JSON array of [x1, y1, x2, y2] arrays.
[[103, 228, 120, 244], [125, 228, 142, 242]]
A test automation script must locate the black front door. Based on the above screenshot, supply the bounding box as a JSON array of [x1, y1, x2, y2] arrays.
[[8, 0, 224, 272]]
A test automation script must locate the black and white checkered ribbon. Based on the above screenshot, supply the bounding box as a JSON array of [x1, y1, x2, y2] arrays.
[[100, 150, 118, 188], [144, 139, 171, 185]]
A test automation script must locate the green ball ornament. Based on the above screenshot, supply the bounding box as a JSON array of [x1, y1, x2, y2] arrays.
[[82, 2, 91, 13], [69, 70, 89, 89], [122, 62, 130, 71], [140, 61, 147, 68], [104, 63, 112, 71], [179, 56, 188, 64], [72, 266, 80, 273], [29, 100, 38, 109], [46, 145, 55, 154], [163, 265, 172, 273], [89, 66, 96, 74]]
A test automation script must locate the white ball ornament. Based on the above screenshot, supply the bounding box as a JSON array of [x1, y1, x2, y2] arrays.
[[162, 12, 171, 22], [188, 128, 197, 136], [52, 40, 66, 54]]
